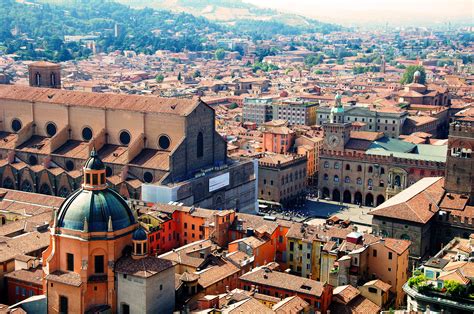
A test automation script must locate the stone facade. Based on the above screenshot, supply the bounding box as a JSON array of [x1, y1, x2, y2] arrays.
[[116, 264, 175, 314], [258, 153, 307, 207], [317, 104, 408, 138]]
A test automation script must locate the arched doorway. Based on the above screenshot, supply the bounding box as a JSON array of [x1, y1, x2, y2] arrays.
[[354, 192, 362, 205], [322, 187, 330, 198], [332, 189, 341, 202], [376, 195, 385, 206], [343, 190, 351, 203], [365, 193, 374, 207]]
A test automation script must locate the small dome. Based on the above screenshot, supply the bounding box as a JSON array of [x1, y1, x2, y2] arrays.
[[132, 227, 147, 241], [84, 148, 104, 170], [57, 188, 136, 233]]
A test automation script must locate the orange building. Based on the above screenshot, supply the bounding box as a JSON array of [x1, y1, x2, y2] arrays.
[[42, 149, 138, 313], [262, 120, 296, 153]]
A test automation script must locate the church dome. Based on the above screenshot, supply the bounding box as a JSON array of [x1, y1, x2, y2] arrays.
[[132, 226, 147, 241], [56, 149, 136, 233], [57, 188, 136, 232]]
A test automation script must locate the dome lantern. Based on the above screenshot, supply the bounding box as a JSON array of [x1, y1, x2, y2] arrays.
[[83, 148, 107, 191], [132, 226, 148, 259]]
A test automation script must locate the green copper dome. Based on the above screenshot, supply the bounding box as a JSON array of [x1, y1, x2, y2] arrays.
[[57, 188, 136, 233]]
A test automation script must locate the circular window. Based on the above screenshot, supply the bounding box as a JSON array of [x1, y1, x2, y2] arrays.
[[82, 127, 93, 141], [65, 160, 74, 171], [29, 155, 38, 165], [11, 119, 22, 132], [119, 130, 131, 145], [46, 122, 57, 137], [106, 166, 113, 177], [158, 135, 171, 150], [143, 171, 154, 183]]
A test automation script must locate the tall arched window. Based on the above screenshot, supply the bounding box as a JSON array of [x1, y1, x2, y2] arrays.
[[368, 179, 373, 187], [357, 177, 362, 185], [51, 73, 56, 86], [345, 176, 350, 183], [35, 73, 41, 86], [334, 175, 339, 183], [197, 132, 204, 158]]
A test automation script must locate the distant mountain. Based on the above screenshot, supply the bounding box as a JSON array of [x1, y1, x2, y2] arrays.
[[113, 0, 340, 32]]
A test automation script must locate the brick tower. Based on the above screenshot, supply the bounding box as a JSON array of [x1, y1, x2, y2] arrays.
[[444, 122, 474, 204], [28, 61, 61, 88]]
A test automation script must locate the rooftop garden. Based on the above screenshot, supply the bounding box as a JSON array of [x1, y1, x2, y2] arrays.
[[407, 270, 474, 302]]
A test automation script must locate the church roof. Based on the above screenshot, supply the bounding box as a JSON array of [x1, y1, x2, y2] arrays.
[[0, 85, 199, 116], [115, 256, 174, 278]]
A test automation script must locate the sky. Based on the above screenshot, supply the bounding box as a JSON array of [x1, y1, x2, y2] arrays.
[[243, 0, 473, 27]]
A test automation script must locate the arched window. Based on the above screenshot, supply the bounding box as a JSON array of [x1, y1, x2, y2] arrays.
[[357, 177, 362, 185], [379, 180, 384, 187], [345, 176, 350, 183], [35, 72, 41, 86], [368, 166, 373, 173], [394, 175, 401, 187], [51, 73, 56, 86], [401, 234, 410, 240], [345, 164, 351, 171], [334, 162, 340, 169], [324, 161, 329, 168], [368, 179, 373, 187], [323, 174, 329, 181], [334, 175, 339, 183], [197, 132, 204, 158], [380, 167, 385, 175], [357, 165, 362, 172]]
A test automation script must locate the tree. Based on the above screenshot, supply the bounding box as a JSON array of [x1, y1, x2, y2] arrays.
[[155, 74, 164, 83], [401, 65, 426, 84], [444, 280, 465, 296], [215, 48, 225, 60], [177, 72, 182, 81], [193, 70, 201, 78]]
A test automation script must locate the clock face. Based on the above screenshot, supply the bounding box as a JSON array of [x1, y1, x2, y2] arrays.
[[328, 135, 340, 148]]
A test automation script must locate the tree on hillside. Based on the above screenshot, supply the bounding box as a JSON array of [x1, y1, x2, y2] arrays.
[[155, 74, 164, 83], [215, 48, 226, 60], [401, 65, 426, 84]]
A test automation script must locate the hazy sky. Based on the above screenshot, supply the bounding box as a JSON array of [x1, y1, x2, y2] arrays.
[[243, 0, 473, 26]]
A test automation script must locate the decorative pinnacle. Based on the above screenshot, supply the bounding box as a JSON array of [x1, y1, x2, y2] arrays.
[[108, 216, 113, 232], [83, 216, 88, 233]]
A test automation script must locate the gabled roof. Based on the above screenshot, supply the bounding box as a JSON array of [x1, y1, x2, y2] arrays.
[[369, 177, 444, 224]]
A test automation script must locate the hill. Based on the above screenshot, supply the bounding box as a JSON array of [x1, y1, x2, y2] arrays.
[[1, 0, 225, 60], [116, 0, 339, 32]]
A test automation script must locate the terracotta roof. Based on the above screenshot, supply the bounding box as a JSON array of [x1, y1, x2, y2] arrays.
[[4, 267, 43, 286], [438, 269, 470, 285], [240, 266, 325, 297], [382, 238, 411, 255], [350, 131, 384, 142], [197, 260, 240, 288], [369, 177, 444, 224], [330, 295, 381, 314], [364, 279, 391, 292], [115, 256, 174, 278], [272, 296, 309, 313], [45, 271, 82, 287], [0, 85, 199, 116], [333, 285, 360, 304]]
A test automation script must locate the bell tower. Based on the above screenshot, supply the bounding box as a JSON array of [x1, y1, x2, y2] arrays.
[[323, 93, 351, 152], [444, 122, 474, 204]]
